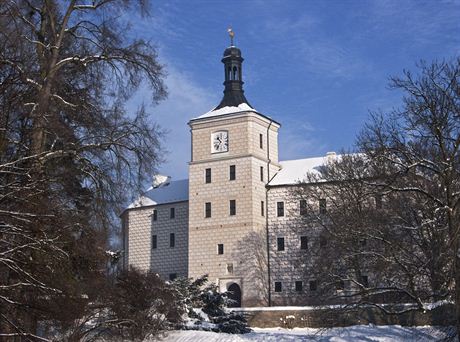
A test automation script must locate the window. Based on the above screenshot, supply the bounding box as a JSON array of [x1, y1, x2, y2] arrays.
[[277, 201, 284, 217], [217, 244, 224, 255], [300, 236, 308, 250], [261, 201, 265, 217], [229, 200, 236, 216], [170, 233, 175, 248], [170, 207, 175, 219], [277, 237, 285, 251], [205, 202, 212, 218], [295, 281, 303, 292], [375, 194, 382, 209], [229, 165, 236, 180], [336, 279, 345, 291], [226, 263, 233, 274], [152, 235, 157, 249], [152, 209, 158, 221], [205, 168, 211, 183], [320, 235, 327, 247], [319, 199, 327, 214], [260, 166, 264, 182], [361, 275, 369, 288], [300, 200, 307, 216], [259, 133, 263, 149], [309, 280, 317, 291], [274, 281, 282, 292], [169, 273, 177, 281]]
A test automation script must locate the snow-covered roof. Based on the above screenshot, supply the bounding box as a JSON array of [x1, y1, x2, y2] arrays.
[[192, 103, 257, 121], [268, 154, 340, 186], [127, 179, 189, 209]]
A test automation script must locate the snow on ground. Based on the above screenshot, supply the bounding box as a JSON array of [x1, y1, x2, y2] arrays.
[[157, 325, 455, 342]]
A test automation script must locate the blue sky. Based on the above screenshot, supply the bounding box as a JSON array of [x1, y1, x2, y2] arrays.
[[128, 0, 460, 181]]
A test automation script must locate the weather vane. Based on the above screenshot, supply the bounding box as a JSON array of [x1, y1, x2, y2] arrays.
[[228, 27, 235, 46]]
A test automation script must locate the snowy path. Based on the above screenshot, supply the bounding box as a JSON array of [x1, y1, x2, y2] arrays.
[[157, 325, 455, 341]]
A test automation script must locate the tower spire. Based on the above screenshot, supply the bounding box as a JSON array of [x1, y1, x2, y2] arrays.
[[214, 30, 252, 110], [228, 27, 235, 46]]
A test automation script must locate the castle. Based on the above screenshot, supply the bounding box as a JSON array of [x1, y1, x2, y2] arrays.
[[121, 41, 342, 307]]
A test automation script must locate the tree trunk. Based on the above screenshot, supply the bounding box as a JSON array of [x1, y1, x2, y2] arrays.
[[456, 243, 460, 339]]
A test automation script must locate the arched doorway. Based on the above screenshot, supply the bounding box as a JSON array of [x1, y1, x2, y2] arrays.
[[227, 283, 242, 308]]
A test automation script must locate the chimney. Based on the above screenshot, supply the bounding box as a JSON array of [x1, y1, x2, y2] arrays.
[[152, 174, 171, 188]]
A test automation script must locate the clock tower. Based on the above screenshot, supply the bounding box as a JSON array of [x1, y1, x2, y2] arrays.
[[188, 37, 280, 306]]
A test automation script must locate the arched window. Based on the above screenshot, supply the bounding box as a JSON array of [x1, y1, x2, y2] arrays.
[[227, 67, 232, 80], [233, 66, 238, 80]]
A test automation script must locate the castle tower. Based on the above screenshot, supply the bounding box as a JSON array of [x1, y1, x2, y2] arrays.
[[188, 34, 281, 306]]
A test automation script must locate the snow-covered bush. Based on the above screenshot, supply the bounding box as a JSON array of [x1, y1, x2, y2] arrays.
[[171, 275, 251, 334]]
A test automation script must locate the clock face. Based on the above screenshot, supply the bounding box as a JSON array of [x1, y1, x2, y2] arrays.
[[211, 131, 228, 153]]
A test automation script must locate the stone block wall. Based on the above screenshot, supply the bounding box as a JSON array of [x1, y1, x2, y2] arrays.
[[267, 185, 324, 306], [124, 206, 153, 272], [123, 200, 188, 280], [188, 111, 280, 306], [151, 201, 188, 279], [236, 304, 456, 328]]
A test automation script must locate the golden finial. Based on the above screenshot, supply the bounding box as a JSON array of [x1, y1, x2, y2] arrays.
[[228, 27, 235, 46]]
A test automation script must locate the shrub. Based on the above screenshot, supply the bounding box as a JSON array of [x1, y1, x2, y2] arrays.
[[171, 275, 250, 334]]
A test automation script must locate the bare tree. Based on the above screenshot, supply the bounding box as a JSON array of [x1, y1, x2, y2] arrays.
[[0, 1, 166, 339], [233, 230, 269, 305], [293, 58, 460, 334]]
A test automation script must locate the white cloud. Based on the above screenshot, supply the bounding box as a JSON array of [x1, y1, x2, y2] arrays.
[[131, 64, 217, 181]]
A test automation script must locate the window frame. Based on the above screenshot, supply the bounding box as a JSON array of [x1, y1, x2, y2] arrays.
[[226, 263, 234, 274], [375, 194, 383, 209], [300, 236, 308, 250], [274, 281, 282, 292], [217, 243, 224, 255], [170, 233, 175, 248], [319, 198, 327, 215], [205, 168, 212, 184], [277, 237, 285, 251], [320, 235, 327, 247], [229, 165, 236, 181], [229, 199, 236, 216], [205, 202, 212, 218], [170, 207, 175, 219], [277, 201, 285, 217], [361, 275, 369, 288], [152, 235, 157, 249], [336, 279, 345, 291], [300, 199, 307, 216], [295, 281, 303, 292]]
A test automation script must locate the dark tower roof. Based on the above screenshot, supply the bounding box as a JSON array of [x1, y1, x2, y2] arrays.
[[214, 44, 253, 110]]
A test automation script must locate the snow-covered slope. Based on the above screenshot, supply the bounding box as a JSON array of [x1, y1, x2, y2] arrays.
[[157, 325, 455, 342]]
